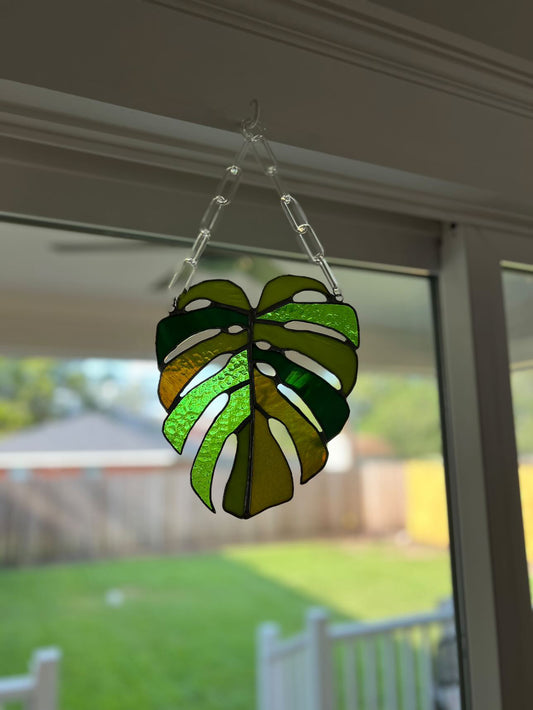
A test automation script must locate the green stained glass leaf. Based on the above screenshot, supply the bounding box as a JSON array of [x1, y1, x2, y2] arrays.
[[156, 274, 359, 519]]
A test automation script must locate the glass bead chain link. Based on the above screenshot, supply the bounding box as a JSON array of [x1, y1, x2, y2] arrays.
[[169, 120, 343, 300]]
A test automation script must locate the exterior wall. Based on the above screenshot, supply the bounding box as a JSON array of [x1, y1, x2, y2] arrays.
[[31, 467, 83, 479], [0, 465, 176, 480]]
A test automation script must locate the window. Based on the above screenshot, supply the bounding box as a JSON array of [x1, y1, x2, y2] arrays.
[[0, 226, 463, 709], [502, 267, 533, 602]]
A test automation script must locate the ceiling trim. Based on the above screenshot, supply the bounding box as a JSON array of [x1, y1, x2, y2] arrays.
[[147, 0, 533, 120], [0, 79, 533, 237]]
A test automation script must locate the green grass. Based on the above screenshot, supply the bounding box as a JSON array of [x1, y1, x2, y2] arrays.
[[0, 540, 453, 710], [226, 540, 453, 620]]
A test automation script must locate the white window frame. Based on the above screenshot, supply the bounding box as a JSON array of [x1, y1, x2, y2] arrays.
[[438, 225, 533, 710]]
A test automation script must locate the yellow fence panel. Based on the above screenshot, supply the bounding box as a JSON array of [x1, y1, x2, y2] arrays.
[[519, 465, 533, 563], [405, 460, 449, 548], [406, 461, 533, 560]]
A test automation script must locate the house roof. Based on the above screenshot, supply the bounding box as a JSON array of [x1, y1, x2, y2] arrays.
[[0, 411, 179, 468], [0, 411, 166, 452]]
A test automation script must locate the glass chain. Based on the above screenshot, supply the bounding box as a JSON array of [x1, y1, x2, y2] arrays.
[[169, 121, 343, 300]]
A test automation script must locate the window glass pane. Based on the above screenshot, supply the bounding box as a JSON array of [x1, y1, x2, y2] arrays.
[[0, 226, 463, 710], [502, 268, 533, 603]]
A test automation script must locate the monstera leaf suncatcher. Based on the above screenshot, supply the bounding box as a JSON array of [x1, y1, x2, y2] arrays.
[[156, 104, 360, 518], [157, 275, 359, 519]]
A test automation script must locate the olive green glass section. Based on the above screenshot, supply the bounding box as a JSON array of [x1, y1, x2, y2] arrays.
[[177, 279, 251, 311], [222, 412, 295, 519], [254, 371, 327, 482], [254, 322, 357, 394], [159, 331, 247, 409], [256, 274, 329, 313], [255, 348, 349, 440], [163, 350, 248, 452], [191, 386, 250, 510], [258, 302, 359, 347], [248, 412, 294, 517]]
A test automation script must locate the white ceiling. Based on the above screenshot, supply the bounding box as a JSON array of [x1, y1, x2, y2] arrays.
[[372, 0, 533, 62], [2, 219, 531, 370], [0, 1, 531, 370], [0, 219, 439, 372], [1, 0, 532, 210]]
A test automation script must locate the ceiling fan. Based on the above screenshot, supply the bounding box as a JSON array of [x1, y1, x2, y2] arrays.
[[50, 236, 283, 292]]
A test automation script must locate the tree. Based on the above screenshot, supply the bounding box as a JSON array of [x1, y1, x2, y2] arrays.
[[0, 357, 159, 438], [0, 358, 99, 436], [351, 373, 442, 458]]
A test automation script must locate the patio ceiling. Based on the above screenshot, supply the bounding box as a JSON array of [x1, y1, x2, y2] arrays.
[[0, 219, 530, 371], [0, 219, 436, 371]]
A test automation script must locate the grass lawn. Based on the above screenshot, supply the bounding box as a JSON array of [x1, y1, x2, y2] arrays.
[[0, 540, 453, 710]]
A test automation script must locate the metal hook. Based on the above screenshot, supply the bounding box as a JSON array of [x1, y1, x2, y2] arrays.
[[247, 99, 260, 128], [241, 99, 262, 137]]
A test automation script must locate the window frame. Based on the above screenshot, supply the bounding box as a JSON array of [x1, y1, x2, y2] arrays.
[[437, 225, 533, 710]]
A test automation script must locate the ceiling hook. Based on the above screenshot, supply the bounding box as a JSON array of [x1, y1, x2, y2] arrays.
[[241, 99, 262, 137]]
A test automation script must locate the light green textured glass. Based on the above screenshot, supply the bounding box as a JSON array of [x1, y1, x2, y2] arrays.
[[164, 350, 248, 452], [191, 386, 250, 509], [258, 303, 359, 346]]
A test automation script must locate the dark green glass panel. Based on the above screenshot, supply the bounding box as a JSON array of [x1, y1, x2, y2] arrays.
[[177, 279, 250, 311], [191, 386, 250, 510], [254, 322, 357, 394], [255, 348, 349, 440], [258, 302, 359, 347], [256, 274, 329, 313], [156, 307, 248, 370]]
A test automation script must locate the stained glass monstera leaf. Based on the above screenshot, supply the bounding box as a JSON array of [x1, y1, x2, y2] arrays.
[[156, 274, 359, 519]]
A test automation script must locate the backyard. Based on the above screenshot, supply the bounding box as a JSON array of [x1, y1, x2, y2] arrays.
[[0, 539, 454, 710]]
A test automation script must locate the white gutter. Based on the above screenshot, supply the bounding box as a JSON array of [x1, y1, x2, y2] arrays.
[[0, 450, 178, 469]]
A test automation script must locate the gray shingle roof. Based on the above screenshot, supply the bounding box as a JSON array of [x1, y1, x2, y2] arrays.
[[0, 412, 168, 452]]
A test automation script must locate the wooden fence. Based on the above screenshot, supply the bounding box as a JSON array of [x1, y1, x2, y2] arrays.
[[0, 463, 395, 565]]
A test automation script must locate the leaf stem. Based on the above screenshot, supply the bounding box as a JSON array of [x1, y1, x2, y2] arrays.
[[244, 307, 256, 518]]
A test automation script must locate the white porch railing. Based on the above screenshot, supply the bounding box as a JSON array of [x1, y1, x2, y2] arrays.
[[0, 648, 61, 710], [257, 606, 456, 710]]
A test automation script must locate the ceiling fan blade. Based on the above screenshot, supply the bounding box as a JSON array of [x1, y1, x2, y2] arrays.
[[52, 242, 157, 253], [150, 255, 283, 293], [151, 273, 175, 292], [149, 254, 241, 293]]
